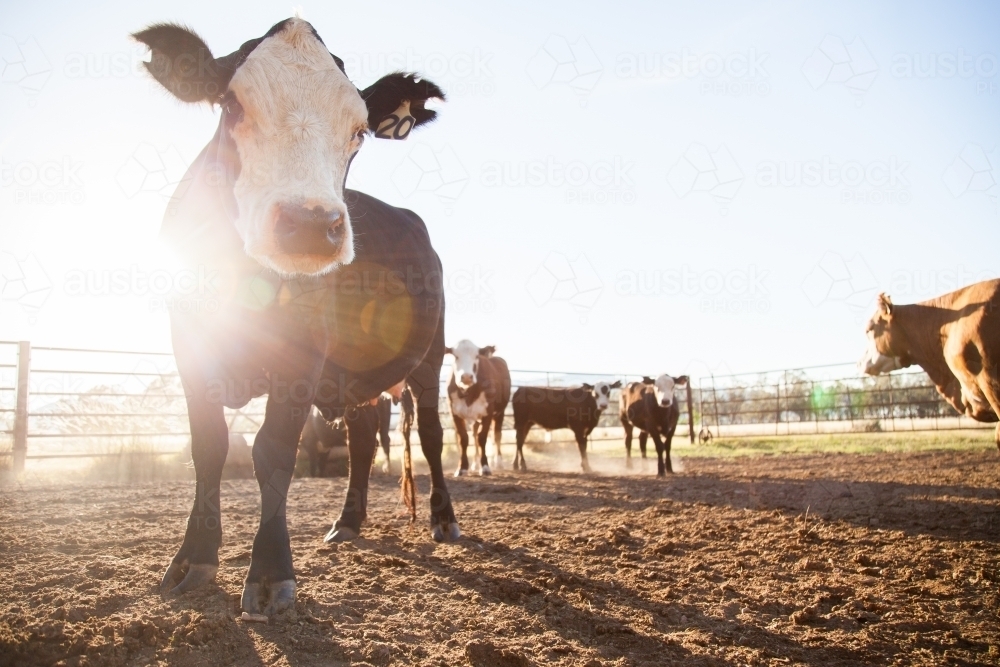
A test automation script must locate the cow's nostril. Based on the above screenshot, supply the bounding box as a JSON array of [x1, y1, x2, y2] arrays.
[[275, 204, 347, 257]]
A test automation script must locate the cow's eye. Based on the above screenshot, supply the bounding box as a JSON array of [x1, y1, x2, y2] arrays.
[[352, 128, 366, 145], [223, 98, 244, 124]]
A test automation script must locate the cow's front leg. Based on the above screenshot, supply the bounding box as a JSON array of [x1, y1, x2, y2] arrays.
[[623, 422, 634, 468], [241, 398, 310, 616], [161, 398, 228, 595], [514, 423, 530, 471], [574, 427, 591, 473], [476, 416, 492, 476], [417, 406, 461, 542], [651, 430, 670, 476], [453, 414, 470, 476], [325, 404, 380, 542]]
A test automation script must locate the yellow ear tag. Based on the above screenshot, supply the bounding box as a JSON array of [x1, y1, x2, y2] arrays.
[[374, 100, 416, 140]]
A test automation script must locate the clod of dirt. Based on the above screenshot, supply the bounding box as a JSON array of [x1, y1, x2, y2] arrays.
[[465, 640, 532, 667], [791, 606, 819, 625]]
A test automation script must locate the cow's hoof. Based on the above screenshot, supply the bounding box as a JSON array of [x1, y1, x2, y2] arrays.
[[454, 468, 468, 477], [431, 522, 462, 543], [264, 580, 296, 616], [241, 581, 264, 614], [493, 456, 503, 470], [480, 465, 491, 477], [381, 461, 390, 474], [159, 562, 218, 597], [625, 458, 633, 469], [324, 526, 359, 543]]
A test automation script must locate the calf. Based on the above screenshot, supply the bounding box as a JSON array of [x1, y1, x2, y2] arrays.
[[512, 381, 621, 472], [447, 341, 511, 476], [135, 17, 460, 617], [620, 375, 688, 476]]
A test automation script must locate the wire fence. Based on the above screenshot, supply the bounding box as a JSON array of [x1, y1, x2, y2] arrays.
[[0, 342, 990, 471]]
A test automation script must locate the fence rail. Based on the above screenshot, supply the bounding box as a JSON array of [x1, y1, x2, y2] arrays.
[[0, 341, 989, 471]]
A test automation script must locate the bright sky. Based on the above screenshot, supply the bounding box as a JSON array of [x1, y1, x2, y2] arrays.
[[1, 0, 998, 381]]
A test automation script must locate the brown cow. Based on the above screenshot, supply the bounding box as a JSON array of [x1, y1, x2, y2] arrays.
[[859, 280, 1000, 449], [446, 340, 512, 476], [620, 375, 688, 475]]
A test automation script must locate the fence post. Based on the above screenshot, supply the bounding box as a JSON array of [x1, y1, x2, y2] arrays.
[[686, 382, 695, 444], [888, 373, 896, 433], [13, 341, 30, 472], [710, 375, 721, 439]]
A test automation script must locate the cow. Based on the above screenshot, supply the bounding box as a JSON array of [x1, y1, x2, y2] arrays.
[[620, 375, 689, 476], [446, 341, 511, 476], [375, 390, 413, 474], [511, 381, 622, 473], [134, 17, 461, 616], [299, 407, 348, 477], [859, 283, 1000, 449]]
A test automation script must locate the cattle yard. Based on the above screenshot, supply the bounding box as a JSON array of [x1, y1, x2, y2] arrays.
[[2, 445, 999, 667], [1, 341, 999, 666]]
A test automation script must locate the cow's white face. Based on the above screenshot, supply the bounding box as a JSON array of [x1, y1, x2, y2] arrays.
[[858, 330, 904, 375], [650, 374, 687, 408], [591, 381, 614, 410], [449, 339, 482, 389], [226, 20, 366, 276]]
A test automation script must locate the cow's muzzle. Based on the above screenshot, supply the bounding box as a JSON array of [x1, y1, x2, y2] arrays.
[[274, 204, 347, 257]]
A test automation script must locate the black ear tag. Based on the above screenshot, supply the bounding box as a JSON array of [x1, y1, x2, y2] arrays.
[[374, 100, 416, 140]]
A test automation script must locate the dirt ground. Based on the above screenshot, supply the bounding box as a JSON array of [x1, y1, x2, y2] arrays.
[[1, 447, 999, 667]]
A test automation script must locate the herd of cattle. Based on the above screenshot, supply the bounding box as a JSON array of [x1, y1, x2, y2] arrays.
[[299, 341, 690, 479], [132, 17, 1000, 616]]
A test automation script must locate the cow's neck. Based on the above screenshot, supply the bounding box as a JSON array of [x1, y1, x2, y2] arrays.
[[453, 380, 482, 404], [893, 304, 963, 405]]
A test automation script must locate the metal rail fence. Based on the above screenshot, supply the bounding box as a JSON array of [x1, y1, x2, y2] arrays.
[[0, 341, 695, 470], [696, 363, 991, 438]]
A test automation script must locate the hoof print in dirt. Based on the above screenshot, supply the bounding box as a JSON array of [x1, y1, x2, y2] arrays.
[[465, 640, 532, 667]]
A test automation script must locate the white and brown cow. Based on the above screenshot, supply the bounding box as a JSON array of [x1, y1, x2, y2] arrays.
[[859, 281, 1000, 449], [446, 340, 511, 476], [134, 17, 459, 617], [620, 374, 688, 475], [511, 381, 622, 473]]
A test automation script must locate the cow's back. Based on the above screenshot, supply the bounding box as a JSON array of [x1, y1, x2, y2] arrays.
[[482, 356, 512, 413]]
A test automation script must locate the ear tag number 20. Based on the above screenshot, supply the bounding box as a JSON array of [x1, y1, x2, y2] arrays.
[[375, 101, 415, 140]]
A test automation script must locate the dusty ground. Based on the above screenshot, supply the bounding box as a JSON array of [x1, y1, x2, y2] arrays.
[[1, 447, 999, 667]]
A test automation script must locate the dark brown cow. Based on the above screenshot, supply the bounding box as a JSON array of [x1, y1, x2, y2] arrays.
[[446, 340, 511, 476], [512, 381, 621, 473], [135, 18, 460, 616], [620, 375, 688, 476], [859, 281, 1000, 449]]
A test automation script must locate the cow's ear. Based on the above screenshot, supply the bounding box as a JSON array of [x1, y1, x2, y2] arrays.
[[674, 375, 689, 386], [133, 24, 231, 103], [360, 72, 444, 140], [444, 346, 454, 356], [641, 376, 654, 384], [479, 345, 496, 358], [878, 292, 893, 316], [581, 383, 594, 391], [610, 380, 622, 389]]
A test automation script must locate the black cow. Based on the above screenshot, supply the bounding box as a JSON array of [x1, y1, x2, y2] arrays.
[[446, 340, 512, 476], [298, 407, 348, 477], [136, 18, 460, 616], [620, 375, 689, 476], [511, 381, 621, 473]]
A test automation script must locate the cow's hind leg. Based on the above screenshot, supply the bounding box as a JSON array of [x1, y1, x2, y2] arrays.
[[514, 422, 530, 471], [453, 414, 470, 476], [410, 356, 460, 542], [325, 404, 380, 543], [973, 371, 1000, 452], [161, 397, 228, 596], [477, 416, 492, 476], [493, 416, 504, 469], [575, 427, 591, 473], [242, 396, 310, 616], [623, 421, 634, 468], [638, 431, 650, 471]]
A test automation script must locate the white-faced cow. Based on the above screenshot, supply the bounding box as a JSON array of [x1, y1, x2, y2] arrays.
[[620, 375, 689, 476], [134, 18, 460, 617], [446, 341, 512, 476], [859, 282, 1000, 449], [511, 381, 622, 473]]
